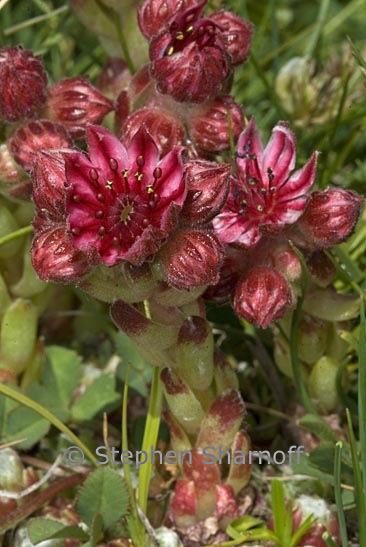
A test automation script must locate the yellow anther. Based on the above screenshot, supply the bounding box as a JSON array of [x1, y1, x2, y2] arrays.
[[186, 25, 194, 33], [122, 169, 129, 178], [146, 185, 154, 194], [257, 205, 264, 212], [105, 180, 113, 189], [176, 31, 184, 40], [135, 172, 143, 182], [167, 46, 174, 56]]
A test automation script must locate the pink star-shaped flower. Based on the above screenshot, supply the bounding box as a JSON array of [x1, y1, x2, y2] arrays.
[[213, 118, 318, 248]]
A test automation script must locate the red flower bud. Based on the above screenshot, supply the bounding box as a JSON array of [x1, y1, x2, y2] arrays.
[[138, 0, 196, 40], [9, 120, 72, 172], [97, 57, 131, 98], [180, 160, 230, 225], [158, 229, 224, 290], [149, 1, 230, 103], [31, 150, 92, 283], [44, 77, 114, 138], [233, 266, 292, 328], [0, 144, 23, 185], [189, 96, 245, 152], [0, 46, 47, 122], [295, 188, 363, 249], [210, 10, 254, 66], [120, 107, 185, 156]]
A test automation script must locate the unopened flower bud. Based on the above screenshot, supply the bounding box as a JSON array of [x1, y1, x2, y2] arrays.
[[98, 57, 131, 98], [158, 229, 224, 290], [0, 144, 24, 185], [121, 107, 185, 156], [295, 188, 363, 249], [176, 316, 214, 390], [209, 10, 254, 66], [0, 274, 11, 318], [161, 368, 204, 434], [164, 410, 192, 456], [0, 46, 47, 122], [189, 96, 244, 152], [0, 298, 38, 375], [149, 2, 230, 103], [180, 161, 230, 225], [9, 120, 72, 172], [233, 267, 293, 328], [138, 0, 194, 40], [44, 77, 114, 138]]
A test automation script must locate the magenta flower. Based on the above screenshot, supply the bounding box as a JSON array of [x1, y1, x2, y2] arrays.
[[148, 0, 231, 103], [65, 124, 186, 266], [213, 118, 318, 248]]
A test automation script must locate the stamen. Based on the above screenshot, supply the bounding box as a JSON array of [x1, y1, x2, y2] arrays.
[[176, 31, 184, 40], [105, 180, 113, 190], [122, 169, 129, 178], [146, 185, 154, 194], [95, 210, 104, 218], [98, 226, 106, 236], [166, 46, 174, 56], [97, 193, 104, 201], [135, 172, 143, 182], [270, 186, 276, 193], [260, 188, 267, 195], [72, 194, 81, 203], [257, 205, 264, 212], [267, 167, 274, 182], [71, 227, 80, 235]]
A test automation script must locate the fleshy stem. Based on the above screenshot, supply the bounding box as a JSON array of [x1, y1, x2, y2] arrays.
[[288, 245, 316, 413], [137, 300, 164, 516], [0, 225, 33, 247]]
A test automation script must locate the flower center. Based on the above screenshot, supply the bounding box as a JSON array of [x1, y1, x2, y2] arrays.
[[120, 202, 134, 224]]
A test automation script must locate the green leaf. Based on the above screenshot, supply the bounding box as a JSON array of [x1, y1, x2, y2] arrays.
[[71, 374, 120, 421], [6, 406, 50, 449], [89, 513, 104, 547], [26, 346, 82, 421], [27, 518, 64, 545], [76, 467, 130, 531], [298, 414, 338, 442]]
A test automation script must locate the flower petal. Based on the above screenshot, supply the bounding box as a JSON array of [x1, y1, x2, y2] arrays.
[[262, 121, 296, 189]]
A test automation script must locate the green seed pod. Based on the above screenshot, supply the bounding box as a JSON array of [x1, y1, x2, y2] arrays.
[[0, 206, 23, 259], [0, 298, 38, 375], [309, 355, 340, 413]]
